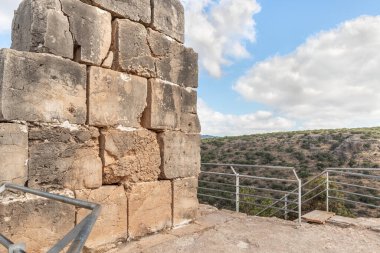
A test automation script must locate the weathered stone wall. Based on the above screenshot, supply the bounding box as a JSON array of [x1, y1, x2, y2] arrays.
[[0, 0, 200, 251]]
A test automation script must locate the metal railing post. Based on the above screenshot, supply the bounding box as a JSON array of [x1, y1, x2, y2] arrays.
[[326, 171, 329, 212], [230, 166, 240, 213], [236, 174, 240, 213], [298, 178, 302, 224], [284, 194, 288, 220], [291, 168, 302, 224]]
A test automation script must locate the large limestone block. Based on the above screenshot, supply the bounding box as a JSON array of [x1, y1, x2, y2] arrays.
[[61, 0, 112, 65], [152, 0, 185, 43], [180, 113, 201, 134], [28, 124, 102, 190], [88, 67, 147, 127], [82, 0, 151, 23], [12, 0, 74, 59], [0, 49, 87, 124], [101, 128, 161, 184], [172, 177, 199, 227], [141, 79, 182, 130], [126, 181, 172, 238], [0, 190, 75, 252], [112, 19, 155, 77], [181, 88, 197, 114], [0, 124, 28, 185], [76, 186, 128, 250], [180, 88, 201, 133], [148, 29, 198, 88], [158, 131, 200, 179]]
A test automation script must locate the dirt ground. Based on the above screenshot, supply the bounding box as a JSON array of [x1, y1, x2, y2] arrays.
[[111, 205, 380, 253]]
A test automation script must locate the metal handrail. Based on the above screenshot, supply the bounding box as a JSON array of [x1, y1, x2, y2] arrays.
[[199, 164, 380, 223], [197, 193, 235, 202], [200, 171, 237, 177], [202, 163, 296, 171], [198, 163, 302, 223], [329, 196, 380, 209], [239, 185, 299, 196], [327, 170, 380, 180], [239, 192, 299, 204], [0, 183, 101, 253], [198, 180, 236, 188], [331, 189, 380, 201], [302, 190, 327, 205], [259, 170, 328, 215], [328, 168, 380, 171], [239, 200, 299, 214], [300, 168, 379, 214], [330, 181, 380, 192], [198, 186, 236, 195], [302, 181, 326, 198], [201, 170, 298, 183]]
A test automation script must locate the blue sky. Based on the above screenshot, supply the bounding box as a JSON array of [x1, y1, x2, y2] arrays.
[[183, 0, 380, 136], [200, 0, 380, 114], [1, 0, 380, 136]]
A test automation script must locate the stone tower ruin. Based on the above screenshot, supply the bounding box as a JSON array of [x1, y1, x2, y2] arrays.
[[0, 0, 200, 251]]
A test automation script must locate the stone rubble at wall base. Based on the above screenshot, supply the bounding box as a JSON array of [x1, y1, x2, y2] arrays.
[[0, 0, 200, 252]]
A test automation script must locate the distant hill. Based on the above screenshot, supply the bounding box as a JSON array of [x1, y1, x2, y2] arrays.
[[201, 127, 380, 178], [201, 135, 217, 139]]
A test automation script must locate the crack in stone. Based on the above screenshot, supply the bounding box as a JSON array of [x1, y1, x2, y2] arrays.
[[57, 0, 75, 59]]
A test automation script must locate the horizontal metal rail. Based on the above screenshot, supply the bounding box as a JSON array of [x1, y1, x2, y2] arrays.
[[330, 189, 380, 201], [198, 180, 236, 188], [199, 163, 302, 223], [271, 188, 327, 217], [329, 196, 380, 209], [239, 200, 299, 214], [301, 171, 328, 186], [327, 170, 380, 180], [287, 185, 379, 215], [200, 171, 236, 177], [198, 186, 236, 195], [302, 181, 326, 198], [0, 183, 101, 253], [199, 165, 379, 223], [237, 174, 298, 183], [256, 171, 329, 218], [269, 203, 296, 217], [328, 168, 380, 171], [198, 190, 297, 208], [300, 168, 379, 215], [201, 170, 297, 183], [272, 189, 327, 215], [202, 163, 296, 171], [198, 193, 236, 202], [239, 192, 299, 204], [239, 185, 299, 196], [302, 190, 327, 205], [330, 181, 380, 192]]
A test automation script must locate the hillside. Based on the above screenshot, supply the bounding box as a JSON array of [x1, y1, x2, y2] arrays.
[[201, 127, 380, 178]]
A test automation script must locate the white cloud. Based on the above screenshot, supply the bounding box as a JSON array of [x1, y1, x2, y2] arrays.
[[198, 99, 294, 136], [181, 0, 261, 77], [234, 16, 380, 130], [0, 0, 22, 34]]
